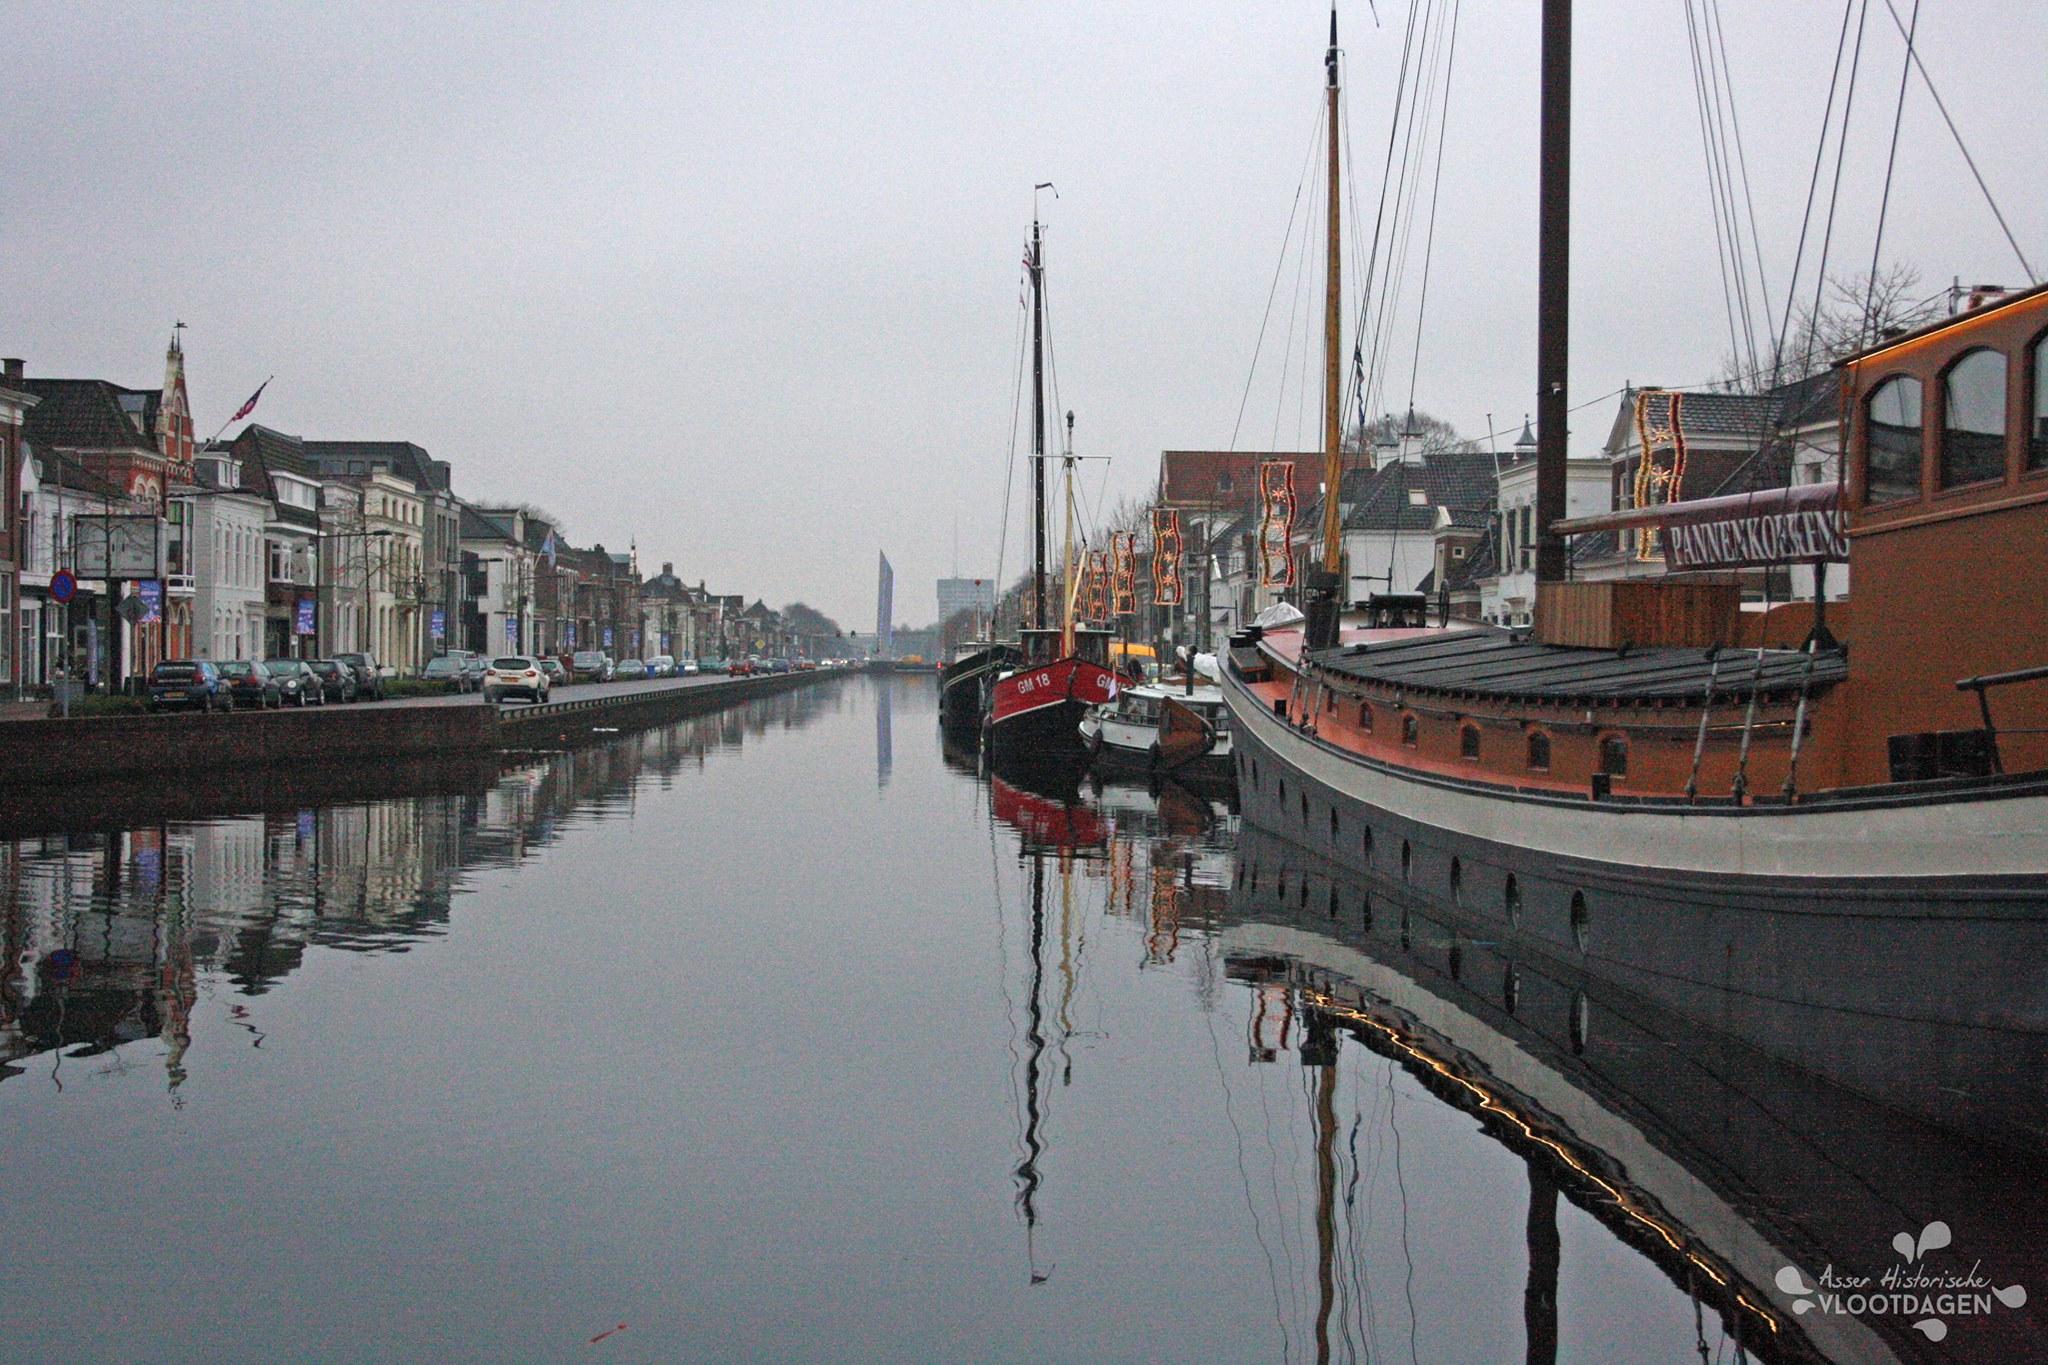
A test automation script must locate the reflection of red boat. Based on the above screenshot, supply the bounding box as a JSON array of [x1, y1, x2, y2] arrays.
[[991, 772, 1107, 850]]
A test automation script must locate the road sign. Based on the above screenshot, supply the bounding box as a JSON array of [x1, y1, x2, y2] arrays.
[[50, 569, 76, 605], [116, 593, 148, 624]]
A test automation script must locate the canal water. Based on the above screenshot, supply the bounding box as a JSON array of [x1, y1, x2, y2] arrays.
[[1, 676, 2037, 1362]]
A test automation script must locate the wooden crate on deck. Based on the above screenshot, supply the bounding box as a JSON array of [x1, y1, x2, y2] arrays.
[[1535, 579, 1742, 650]]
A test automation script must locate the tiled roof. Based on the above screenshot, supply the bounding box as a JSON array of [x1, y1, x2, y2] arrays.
[[21, 379, 159, 456], [303, 440, 450, 492], [461, 506, 515, 541], [27, 444, 129, 500], [1158, 451, 1314, 509], [1305, 448, 1498, 535]]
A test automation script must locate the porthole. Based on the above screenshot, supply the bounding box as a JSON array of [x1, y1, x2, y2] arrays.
[[1570, 890, 1590, 952], [1503, 874, 1521, 926], [1448, 940, 1463, 981], [1362, 826, 1374, 862], [1278, 779, 1286, 807], [1299, 790, 1308, 821], [1400, 906, 1411, 949], [1570, 989, 1591, 1055], [1400, 840, 1412, 882], [1360, 891, 1373, 930], [1298, 878, 1310, 908], [1449, 856, 1463, 906], [1329, 808, 1339, 839], [1503, 964, 1521, 1015], [1327, 887, 1340, 920]]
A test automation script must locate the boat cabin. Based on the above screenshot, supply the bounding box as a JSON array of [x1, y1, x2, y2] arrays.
[[1019, 625, 1116, 668], [1832, 281, 2048, 785]]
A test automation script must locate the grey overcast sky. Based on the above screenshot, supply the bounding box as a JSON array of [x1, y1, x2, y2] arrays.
[[6, 2, 2042, 628]]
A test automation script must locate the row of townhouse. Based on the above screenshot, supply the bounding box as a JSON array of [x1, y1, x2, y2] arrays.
[[1155, 370, 1848, 644], [0, 335, 780, 695]]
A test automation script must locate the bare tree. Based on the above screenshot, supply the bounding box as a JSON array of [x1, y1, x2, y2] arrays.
[[1717, 263, 1941, 391], [1344, 408, 1473, 458]]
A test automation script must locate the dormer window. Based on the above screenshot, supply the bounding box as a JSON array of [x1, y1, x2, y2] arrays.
[[1940, 348, 2006, 488], [1407, 489, 1428, 506], [1864, 375, 1923, 504]]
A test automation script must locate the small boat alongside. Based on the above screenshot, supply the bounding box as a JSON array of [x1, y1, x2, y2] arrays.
[[1080, 662, 1234, 785]]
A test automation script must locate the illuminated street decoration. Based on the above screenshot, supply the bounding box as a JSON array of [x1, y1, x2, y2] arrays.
[[1111, 532, 1137, 616], [1152, 509, 1184, 606], [1258, 460, 1297, 587], [1632, 390, 1688, 561]]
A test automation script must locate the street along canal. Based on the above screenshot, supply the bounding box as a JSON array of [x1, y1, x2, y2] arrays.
[[1, 675, 2038, 1361]]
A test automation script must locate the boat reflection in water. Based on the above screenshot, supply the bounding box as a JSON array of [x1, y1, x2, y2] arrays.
[[1221, 823, 2044, 1364]]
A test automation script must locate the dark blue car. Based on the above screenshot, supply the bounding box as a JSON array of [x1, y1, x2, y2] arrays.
[[148, 660, 228, 713]]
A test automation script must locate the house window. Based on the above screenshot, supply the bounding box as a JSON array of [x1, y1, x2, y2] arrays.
[[1401, 713, 1418, 747], [1940, 348, 2006, 488], [1452, 546, 1467, 559], [1527, 731, 1551, 771], [1864, 375, 1923, 503], [2029, 334, 2048, 472], [1459, 724, 1480, 760], [1599, 734, 1628, 780]]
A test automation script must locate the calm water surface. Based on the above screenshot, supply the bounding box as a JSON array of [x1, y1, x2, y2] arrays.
[[1, 676, 2036, 1362]]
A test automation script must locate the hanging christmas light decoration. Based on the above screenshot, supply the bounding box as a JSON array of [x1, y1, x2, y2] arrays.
[[1258, 460, 1297, 587], [1632, 390, 1688, 561], [1087, 548, 1111, 621], [1111, 532, 1137, 616], [1153, 509, 1184, 606]]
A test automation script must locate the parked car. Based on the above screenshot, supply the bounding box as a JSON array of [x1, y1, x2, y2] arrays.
[[420, 653, 473, 692], [647, 655, 676, 678], [333, 652, 387, 701], [537, 657, 568, 686], [615, 658, 648, 681], [701, 658, 728, 675], [482, 655, 550, 704], [728, 658, 754, 677], [218, 660, 283, 709], [147, 660, 228, 713], [461, 653, 489, 689], [679, 658, 702, 676], [307, 659, 359, 703], [264, 658, 324, 706], [570, 650, 614, 682], [770, 658, 793, 674]]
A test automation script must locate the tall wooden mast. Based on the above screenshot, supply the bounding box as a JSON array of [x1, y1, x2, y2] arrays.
[[1031, 214, 1049, 631], [1319, 7, 1344, 576], [1534, 0, 1571, 587]]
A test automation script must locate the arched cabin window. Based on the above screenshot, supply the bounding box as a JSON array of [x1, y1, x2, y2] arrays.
[[1359, 702, 1373, 733], [1599, 734, 1628, 780], [1401, 713, 1419, 747], [1864, 375, 1923, 504], [1940, 348, 2007, 489], [2029, 333, 2048, 472], [1526, 731, 1551, 771], [1459, 724, 1481, 761]]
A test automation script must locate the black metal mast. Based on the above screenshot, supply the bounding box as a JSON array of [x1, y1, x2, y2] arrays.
[[1534, 0, 1571, 589], [1030, 216, 1048, 632]]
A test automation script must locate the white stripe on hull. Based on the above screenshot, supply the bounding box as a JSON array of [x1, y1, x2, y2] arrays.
[[1225, 668, 2048, 881]]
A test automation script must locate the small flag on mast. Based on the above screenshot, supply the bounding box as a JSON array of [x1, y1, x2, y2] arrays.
[[541, 530, 558, 567], [230, 377, 271, 423]]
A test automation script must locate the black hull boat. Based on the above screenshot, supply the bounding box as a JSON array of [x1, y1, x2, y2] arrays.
[[1223, 823, 2045, 1364], [938, 643, 1014, 732]]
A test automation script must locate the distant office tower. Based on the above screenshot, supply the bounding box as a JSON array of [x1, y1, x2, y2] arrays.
[[936, 577, 996, 629], [876, 552, 895, 656]]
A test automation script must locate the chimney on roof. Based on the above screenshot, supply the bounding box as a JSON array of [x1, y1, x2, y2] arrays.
[[2, 358, 21, 385], [663, 562, 673, 576]]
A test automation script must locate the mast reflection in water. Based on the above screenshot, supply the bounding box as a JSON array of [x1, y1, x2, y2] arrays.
[[0, 674, 2035, 1361]]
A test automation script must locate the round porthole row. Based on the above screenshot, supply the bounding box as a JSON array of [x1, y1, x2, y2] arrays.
[[1570, 890, 1591, 953], [1503, 873, 1521, 926], [1449, 856, 1463, 906]]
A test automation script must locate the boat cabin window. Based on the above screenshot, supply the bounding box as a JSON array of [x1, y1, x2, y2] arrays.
[[1075, 631, 1111, 666], [1598, 734, 1628, 780], [1358, 702, 1373, 733], [1940, 347, 2007, 489], [1459, 724, 1480, 760], [1864, 375, 1923, 504], [2030, 333, 2048, 472], [1526, 731, 1551, 772], [1020, 629, 1059, 666], [1401, 713, 1419, 747]]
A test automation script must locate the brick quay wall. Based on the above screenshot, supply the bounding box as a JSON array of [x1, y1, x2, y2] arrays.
[[0, 669, 856, 819]]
